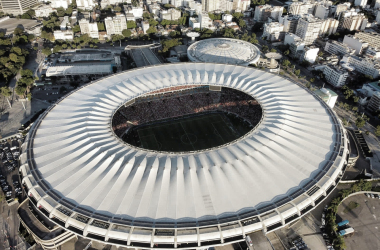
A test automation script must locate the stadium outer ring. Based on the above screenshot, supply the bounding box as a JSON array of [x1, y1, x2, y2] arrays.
[[20, 63, 349, 249]]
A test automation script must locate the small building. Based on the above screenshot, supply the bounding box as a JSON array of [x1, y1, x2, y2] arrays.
[[368, 91, 380, 111], [284, 33, 301, 46], [314, 88, 338, 108], [54, 30, 74, 40], [302, 46, 319, 64], [189, 17, 200, 29]]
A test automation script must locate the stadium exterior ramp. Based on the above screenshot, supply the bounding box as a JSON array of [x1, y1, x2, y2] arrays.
[[19, 63, 349, 249]]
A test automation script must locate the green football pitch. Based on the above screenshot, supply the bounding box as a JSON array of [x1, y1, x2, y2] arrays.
[[124, 112, 251, 152]]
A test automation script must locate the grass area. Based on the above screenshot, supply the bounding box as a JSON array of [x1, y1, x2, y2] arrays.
[[344, 201, 360, 213], [124, 111, 251, 152]]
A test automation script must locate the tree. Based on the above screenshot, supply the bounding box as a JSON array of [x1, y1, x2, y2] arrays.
[[112, 34, 124, 46], [56, 7, 66, 16], [375, 126, 380, 136], [127, 20, 137, 29], [270, 48, 277, 52], [97, 22, 105, 31], [13, 27, 24, 35], [294, 69, 301, 76], [143, 12, 151, 20], [21, 69, 33, 77], [238, 19, 246, 28], [310, 78, 315, 82], [73, 25, 80, 33], [355, 117, 366, 128], [65, 7, 73, 16], [262, 45, 269, 53], [282, 59, 290, 67], [146, 27, 157, 34], [149, 18, 158, 26], [114, 6, 122, 11], [318, 51, 324, 57], [42, 48, 52, 56], [9, 53, 18, 62], [284, 50, 290, 55], [122, 29, 132, 38], [15, 85, 26, 96], [0, 86, 12, 97]]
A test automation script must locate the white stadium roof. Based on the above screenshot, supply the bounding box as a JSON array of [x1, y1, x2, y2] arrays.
[[21, 63, 348, 248], [187, 38, 261, 65]]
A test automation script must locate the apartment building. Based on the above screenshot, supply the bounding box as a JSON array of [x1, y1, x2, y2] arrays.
[[342, 55, 380, 78], [262, 22, 284, 41], [0, 0, 38, 15], [324, 40, 355, 55], [279, 15, 300, 33], [368, 91, 380, 111], [288, 1, 314, 15], [295, 15, 323, 45], [323, 64, 349, 87], [355, 32, 380, 49], [343, 34, 369, 54], [339, 14, 367, 31], [320, 18, 339, 36], [105, 15, 127, 36], [79, 18, 99, 38], [254, 4, 283, 22]]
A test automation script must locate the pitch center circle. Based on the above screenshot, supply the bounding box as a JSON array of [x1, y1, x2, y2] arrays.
[[181, 133, 197, 145]]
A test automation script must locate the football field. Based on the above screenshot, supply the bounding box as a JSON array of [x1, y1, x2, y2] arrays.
[[125, 112, 250, 152]]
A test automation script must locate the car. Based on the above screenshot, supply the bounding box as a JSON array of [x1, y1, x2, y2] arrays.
[[0, 179, 6, 184], [371, 193, 375, 199], [15, 187, 22, 195], [13, 180, 19, 186], [2, 185, 9, 191], [5, 191, 12, 197], [366, 193, 370, 198]]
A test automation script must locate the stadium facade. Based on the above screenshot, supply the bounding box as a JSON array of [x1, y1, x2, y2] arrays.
[[187, 38, 261, 66], [19, 63, 349, 249]]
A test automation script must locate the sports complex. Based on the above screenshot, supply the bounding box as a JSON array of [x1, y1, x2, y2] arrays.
[[19, 63, 349, 249]]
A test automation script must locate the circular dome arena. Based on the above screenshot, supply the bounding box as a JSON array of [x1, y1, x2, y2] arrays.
[[20, 63, 348, 249], [187, 38, 261, 65]]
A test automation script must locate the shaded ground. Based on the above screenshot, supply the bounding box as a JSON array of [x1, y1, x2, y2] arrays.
[[337, 194, 380, 250]]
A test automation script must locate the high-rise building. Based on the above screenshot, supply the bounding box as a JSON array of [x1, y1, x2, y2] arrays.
[[202, 0, 218, 12], [331, 3, 350, 18], [323, 65, 349, 87], [254, 5, 283, 22], [105, 15, 127, 36], [368, 91, 380, 111], [0, 0, 38, 15], [339, 14, 367, 31], [342, 55, 380, 78], [262, 22, 284, 41], [320, 18, 338, 36], [295, 15, 323, 45], [355, 32, 380, 48], [314, 5, 329, 19], [343, 34, 369, 54], [198, 11, 213, 29], [279, 15, 300, 33], [50, 0, 72, 9], [354, 0, 367, 7], [288, 1, 314, 16], [324, 40, 355, 55]]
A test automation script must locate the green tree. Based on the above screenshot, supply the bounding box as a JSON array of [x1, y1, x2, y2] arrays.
[[122, 29, 132, 38], [56, 7, 66, 16], [21, 69, 33, 77], [9, 53, 18, 62], [127, 21, 137, 29], [270, 48, 277, 52], [282, 59, 290, 67], [146, 27, 157, 34], [13, 27, 24, 35], [238, 19, 246, 28], [318, 51, 324, 57], [0, 86, 12, 96], [112, 34, 124, 46], [114, 6, 122, 11], [73, 25, 80, 33], [294, 69, 300, 76], [97, 22, 105, 31], [310, 77, 315, 82], [15, 85, 26, 96], [284, 50, 290, 55], [42, 48, 52, 56], [143, 12, 151, 19], [149, 18, 159, 26], [65, 7, 73, 16], [355, 117, 366, 128], [375, 126, 380, 136], [262, 45, 269, 53]]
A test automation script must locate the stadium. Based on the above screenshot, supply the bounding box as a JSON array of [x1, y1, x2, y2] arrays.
[[187, 38, 261, 66], [20, 63, 349, 249]]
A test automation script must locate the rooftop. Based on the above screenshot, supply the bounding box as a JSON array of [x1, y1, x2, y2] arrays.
[[0, 18, 41, 35]]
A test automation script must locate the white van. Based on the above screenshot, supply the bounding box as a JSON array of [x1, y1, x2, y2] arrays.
[[246, 236, 253, 246]]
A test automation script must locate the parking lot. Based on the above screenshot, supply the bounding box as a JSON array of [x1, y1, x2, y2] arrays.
[[0, 138, 24, 201], [337, 193, 380, 250]]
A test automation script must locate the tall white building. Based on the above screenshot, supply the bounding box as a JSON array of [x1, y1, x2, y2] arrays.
[[105, 15, 127, 36], [339, 14, 367, 31], [301, 46, 319, 63], [79, 18, 99, 38], [331, 3, 350, 18], [295, 15, 323, 45], [279, 15, 300, 33], [284, 33, 302, 45], [323, 65, 349, 87], [354, 0, 367, 7], [355, 32, 380, 48], [202, 0, 218, 12], [320, 18, 339, 36], [342, 55, 380, 78], [324, 40, 355, 55], [343, 34, 369, 54], [262, 22, 284, 41], [254, 5, 283, 22], [160, 8, 181, 21], [198, 11, 213, 29], [288, 1, 314, 16], [314, 5, 329, 20]]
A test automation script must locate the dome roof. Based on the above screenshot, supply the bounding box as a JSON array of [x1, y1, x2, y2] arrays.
[[187, 38, 261, 65], [23, 63, 344, 227]]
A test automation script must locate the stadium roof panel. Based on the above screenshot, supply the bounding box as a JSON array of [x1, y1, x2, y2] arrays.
[[22, 63, 347, 231]]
